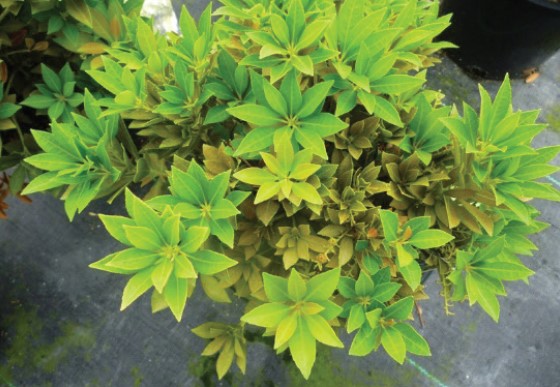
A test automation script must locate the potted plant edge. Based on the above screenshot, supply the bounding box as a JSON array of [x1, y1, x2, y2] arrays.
[[439, 0, 560, 79], [1, 0, 559, 381]]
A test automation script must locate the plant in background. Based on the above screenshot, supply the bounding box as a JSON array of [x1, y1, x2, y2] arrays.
[[0, 0, 145, 216], [3, 0, 560, 382]]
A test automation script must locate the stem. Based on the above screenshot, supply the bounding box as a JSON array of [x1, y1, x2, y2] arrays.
[[117, 118, 139, 160], [13, 120, 30, 155]]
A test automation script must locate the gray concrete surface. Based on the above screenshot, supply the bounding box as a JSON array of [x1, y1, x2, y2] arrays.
[[1, 2, 559, 386]]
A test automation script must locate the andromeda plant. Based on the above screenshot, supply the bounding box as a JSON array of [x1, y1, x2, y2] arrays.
[[4, 0, 559, 382]]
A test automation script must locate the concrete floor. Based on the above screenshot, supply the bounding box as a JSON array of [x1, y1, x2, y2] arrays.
[[0, 2, 559, 386]]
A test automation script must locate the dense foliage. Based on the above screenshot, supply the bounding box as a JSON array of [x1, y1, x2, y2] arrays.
[[1, 0, 559, 380]]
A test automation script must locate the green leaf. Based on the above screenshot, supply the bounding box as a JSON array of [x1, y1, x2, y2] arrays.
[[264, 273, 290, 302], [21, 172, 65, 195], [466, 272, 500, 322], [99, 215, 135, 245], [48, 15, 64, 34], [394, 323, 431, 356], [274, 313, 298, 349], [335, 90, 357, 116], [291, 182, 322, 205], [289, 163, 320, 182], [318, 300, 343, 321], [408, 230, 454, 249], [349, 325, 378, 356], [281, 71, 302, 115], [291, 55, 314, 75], [171, 166, 206, 206], [41, 64, 62, 93], [491, 74, 512, 128], [338, 277, 357, 298], [24, 153, 77, 171], [365, 308, 382, 328], [384, 297, 414, 320], [396, 243, 414, 267], [216, 340, 235, 380], [234, 168, 277, 185], [124, 225, 163, 251], [286, 0, 305, 43], [298, 81, 333, 118], [210, 218, 235, 248], [288, 269, 307, 301], [474, 261, 534, 281], [305, 268, 340, 302], [180, 226, 210, 253], [381, 326, 406, 364], [189, 250, 237, 275], [89, 253, 137, 274], [0, 102, 20, 119], [242, 302, 291, 327], [379, 210, 399, 242], [371, 75, 424, 95], [21, 94, 56, 109], [121, 268, 154, 310], [347, 304, 366, 333], [296, 20, 329, 51], [254, 182, 281, 204], [270, 14, 290, 46], [163, 274, 189, 321], [399, 261, 422, 290], [210, 199, 240, 220], [174, 254, 198, 279], [289, 317, 316, 380], [106, 248, 158, 271], [234, 126, 275, 156], [355, 272, 374, 297], [305, 314, 343, 348], [371, 282, 401, 303], [299, 113, 348, 137], [371, 95, 403, 127], [228, 104, 282, 126], [263, 79, 288, 116], [151, 259, 174, 293], [48, 101, 65, 120], [294, 129, 327, 159]]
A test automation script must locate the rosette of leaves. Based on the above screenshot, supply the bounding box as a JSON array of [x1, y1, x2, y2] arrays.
[[21, 91, 132, 220], [169, 4, 215, 77], [338, 268, 431, 362], [21, 64, 83, 122], [399, 95, 451, 165], [378, 210, 454, 291], [203, 51, 253, 125], [148, 161, 250, 248], [447, 236, 534, 322], [240, 0, 337, 82], [192, 322, 247, 380], [233, 133, 324, 210], [274, 223, 331, 269], [441, 75, 560, 225], [153, 61, 209, 124], [90, 189, 238, 321], [241, 268, 343, 379], [228, 71, 347, 159], [331, 116, 378, 160], [86, 56, 153, 118]]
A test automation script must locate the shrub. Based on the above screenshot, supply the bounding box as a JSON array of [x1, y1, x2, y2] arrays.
[[1, 0, 559, 381]]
